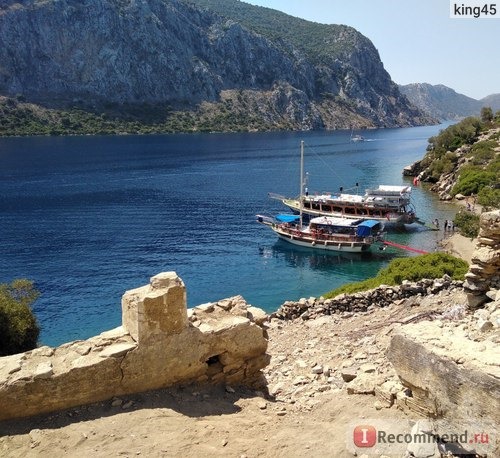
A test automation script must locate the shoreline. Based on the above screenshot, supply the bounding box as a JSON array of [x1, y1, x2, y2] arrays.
[[437, 232, 475, 264], [435, 197, 482, 264]]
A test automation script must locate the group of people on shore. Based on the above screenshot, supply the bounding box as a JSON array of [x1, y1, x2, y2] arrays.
[[432, 218, 455, 232]]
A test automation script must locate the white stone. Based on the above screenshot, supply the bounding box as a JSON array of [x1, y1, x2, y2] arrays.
[[150, 272, 181, 289], [1, 355, 23, 375], [99, 342, 136, 358], [34, 362, 53, 379], [406, 420, 439, 458]]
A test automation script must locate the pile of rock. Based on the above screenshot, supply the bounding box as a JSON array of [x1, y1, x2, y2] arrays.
[[464, 210, 500, 307], [272, 276, 463, 321], [265, 313, 404, 414], [264, 285, 468, 414]]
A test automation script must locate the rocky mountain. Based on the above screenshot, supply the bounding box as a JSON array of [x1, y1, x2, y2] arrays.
[[399, 83, 487, 120], [481, 93, 500, 112], [0, 0, 434, 133]]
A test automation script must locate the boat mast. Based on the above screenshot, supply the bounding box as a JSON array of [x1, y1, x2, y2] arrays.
[[299, 140, 304, 228]]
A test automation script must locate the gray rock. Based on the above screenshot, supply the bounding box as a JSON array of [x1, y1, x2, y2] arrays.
[[0, 0, 433, 130]]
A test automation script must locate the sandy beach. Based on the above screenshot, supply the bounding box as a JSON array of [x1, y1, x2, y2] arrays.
[[438, 232, 476, 264]]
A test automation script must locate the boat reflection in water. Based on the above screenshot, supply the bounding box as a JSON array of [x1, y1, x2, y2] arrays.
[[258, 239, 395, 273]]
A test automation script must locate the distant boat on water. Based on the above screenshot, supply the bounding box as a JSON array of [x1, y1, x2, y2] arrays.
[[350, 134, 365, 142], [350, 128, 365, 142]]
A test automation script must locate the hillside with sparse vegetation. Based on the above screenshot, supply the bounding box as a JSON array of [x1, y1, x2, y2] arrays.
[[0, 0, 433, 136]]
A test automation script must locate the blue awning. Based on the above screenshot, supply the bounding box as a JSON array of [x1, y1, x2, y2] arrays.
[[359, 219, 380, 228], [356, 219, 380, 237], [276, 214, 300, 223]]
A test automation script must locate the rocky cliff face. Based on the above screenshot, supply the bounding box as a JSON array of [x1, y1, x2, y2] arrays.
[[0, 0, 433, 129]]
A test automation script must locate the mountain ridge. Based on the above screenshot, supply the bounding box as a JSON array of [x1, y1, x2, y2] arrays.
[[0, 0, 434, 135], [399, 83, 499, 120]]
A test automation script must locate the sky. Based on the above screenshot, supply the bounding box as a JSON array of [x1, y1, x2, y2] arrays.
[[245, 0, 499, 100]]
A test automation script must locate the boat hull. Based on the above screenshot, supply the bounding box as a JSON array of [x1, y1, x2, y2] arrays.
[[276, 232, 372, 252]]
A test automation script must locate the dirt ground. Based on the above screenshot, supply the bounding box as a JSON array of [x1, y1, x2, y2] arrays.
[[0, 384, 398, 457], [0, 232, 475, 458], [438, 231, 476, 264]]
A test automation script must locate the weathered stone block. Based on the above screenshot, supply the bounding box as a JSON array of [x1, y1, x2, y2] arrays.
[[387, 322, 500, 456], [122, 272, 188, 343]]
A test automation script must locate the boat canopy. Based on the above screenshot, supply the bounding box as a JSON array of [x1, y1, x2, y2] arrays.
[[276, 214, 301, 223], [310, 216, 355, 226], [366, 185, 411, 196], [356, 219, 381, 237]]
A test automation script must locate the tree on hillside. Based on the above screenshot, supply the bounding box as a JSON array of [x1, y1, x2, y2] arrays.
[[481, 106, 493, 123], [0, 279, 40, 356]]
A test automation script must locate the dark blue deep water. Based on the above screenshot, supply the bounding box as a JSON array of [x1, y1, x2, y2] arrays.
[[0, 126, 458, 346]]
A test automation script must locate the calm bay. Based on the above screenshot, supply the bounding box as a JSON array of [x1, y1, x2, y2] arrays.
[[0, 125, 457, 346]]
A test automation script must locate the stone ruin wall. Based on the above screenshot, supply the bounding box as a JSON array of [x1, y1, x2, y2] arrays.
[[464, 209, 500, 307], [0, 272, 270, 422]]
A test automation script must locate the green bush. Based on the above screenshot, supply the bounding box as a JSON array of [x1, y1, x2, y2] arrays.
[[481, 106, 494, 123], [426, 117, 482, 158], [323, 252, 468, 298], [477, 187, 500, 209], [469, 140, 496, 165], [452, 167, 497, 196], [0, 279, 40, 356], [453, 210, 480, 238]]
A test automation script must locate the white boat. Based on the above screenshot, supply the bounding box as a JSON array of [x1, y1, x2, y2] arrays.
[[350, 129, 365, 142], [275, 185, 417, 225], [257, 141, 385, 253], [257, 213, 384, 253]]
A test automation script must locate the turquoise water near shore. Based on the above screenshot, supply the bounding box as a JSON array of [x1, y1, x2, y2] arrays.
[[0, 125, 458, 346]]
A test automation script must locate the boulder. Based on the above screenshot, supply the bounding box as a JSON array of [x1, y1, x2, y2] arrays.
[[387, 321, 499, 456]]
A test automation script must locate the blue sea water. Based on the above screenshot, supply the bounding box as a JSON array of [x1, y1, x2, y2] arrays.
[[0, 125, 458, 346]]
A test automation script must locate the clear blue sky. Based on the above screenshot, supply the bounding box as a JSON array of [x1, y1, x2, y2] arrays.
[[245, 0, 499, 99]]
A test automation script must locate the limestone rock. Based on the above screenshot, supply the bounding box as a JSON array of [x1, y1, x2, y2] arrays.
[[345, 372, 383, 395], [0, 0, 433, 130], [405, 420, 439, 458], [387, 322, 500, 457]]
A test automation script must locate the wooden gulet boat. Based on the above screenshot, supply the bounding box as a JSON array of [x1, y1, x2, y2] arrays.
[[257, 214, 384, 252], [267, 141, 417, 225], [277, 185, 416, 225]]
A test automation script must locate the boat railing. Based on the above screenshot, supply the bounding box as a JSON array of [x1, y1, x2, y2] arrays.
[[278, 224, 368, 242]]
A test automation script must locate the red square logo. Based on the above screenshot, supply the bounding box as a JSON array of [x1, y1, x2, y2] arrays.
[[353, 425, 377, 447]]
